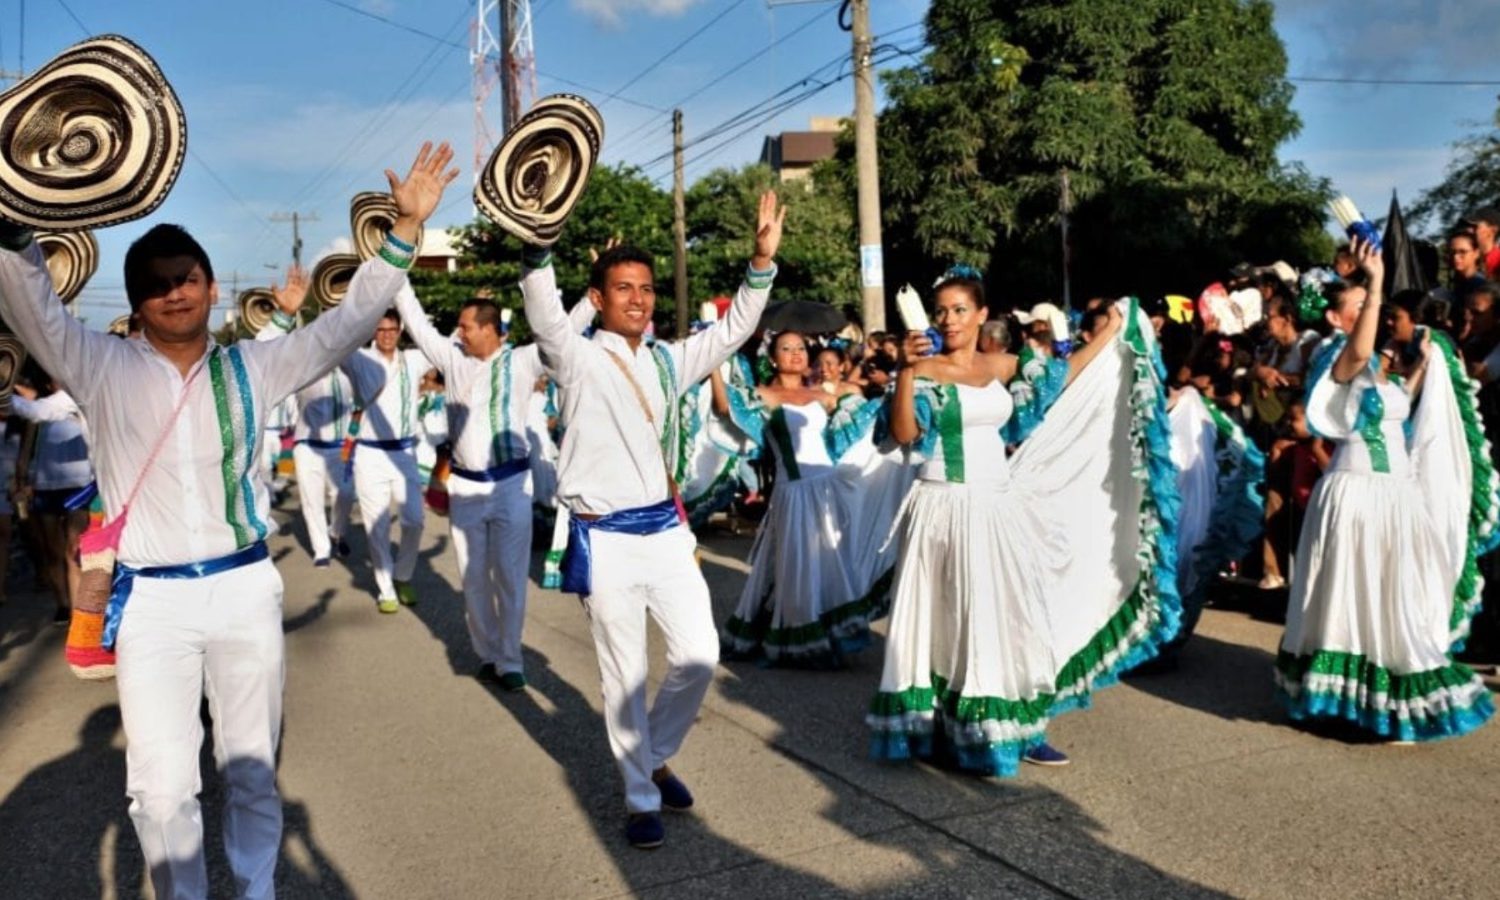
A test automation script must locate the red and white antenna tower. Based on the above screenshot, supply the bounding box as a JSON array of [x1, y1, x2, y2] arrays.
[[471, 0, 537, 174]]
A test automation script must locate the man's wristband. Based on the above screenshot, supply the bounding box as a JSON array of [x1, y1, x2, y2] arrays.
[[271, 310, 296, 331], [522, 246, 553, 270], [378, 231, 416, 271], [0, 223, 34, 253], [746, 261, 778, 290]]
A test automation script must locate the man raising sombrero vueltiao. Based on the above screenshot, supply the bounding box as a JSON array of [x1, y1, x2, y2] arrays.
[[0, 141, 460, 900]]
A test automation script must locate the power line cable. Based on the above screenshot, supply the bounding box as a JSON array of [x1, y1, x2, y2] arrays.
[[597, 0, 748, 108]]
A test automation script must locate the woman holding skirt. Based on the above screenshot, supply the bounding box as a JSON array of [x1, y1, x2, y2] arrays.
[[1276, 240, 1496, 741], [869, 272, 1182, 775], [720, 331, 874, 665]]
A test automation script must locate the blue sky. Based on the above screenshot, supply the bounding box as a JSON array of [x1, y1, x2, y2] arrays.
[[1, 0, 1496, 326]]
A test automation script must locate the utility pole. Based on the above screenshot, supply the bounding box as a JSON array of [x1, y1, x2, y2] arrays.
[[851, 0, 885, 331], [673, 109, 689, 337], [500, 0, 520, 129], [1059, 169, 1072, 310], [269, 211, 319, 269]]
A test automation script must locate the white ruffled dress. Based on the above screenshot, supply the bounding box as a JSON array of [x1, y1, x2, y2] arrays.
[[869, 301, 1183, 776], [1276, 332, 1497, 741]]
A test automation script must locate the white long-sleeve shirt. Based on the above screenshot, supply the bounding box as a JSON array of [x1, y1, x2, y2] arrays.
[[294, 370, 356, 445], [0, 240, 409, 566], [343, 346, 429, 443], [11, 389, 94, 490], [520, 260, 772, 515], [393, 283, 593, 473]]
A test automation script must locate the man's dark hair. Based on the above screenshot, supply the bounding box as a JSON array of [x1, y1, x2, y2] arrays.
[[379, 308, 401, 326], [124, 224, 215, 311], [460, 297, 503, 333], [589, 245, 656, 292]]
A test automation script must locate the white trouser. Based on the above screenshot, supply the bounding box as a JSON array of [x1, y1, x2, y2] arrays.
[[115, 558, 285, 900], [449, 470, 533, 673], [294, 443, 353, 560], [582, 524, 718, 814], [353, 446, 424, 599]]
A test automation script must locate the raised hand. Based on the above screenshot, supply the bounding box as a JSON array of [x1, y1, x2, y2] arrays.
[[385, 141, 461, 239], [588, 235, 623, 264], [271, 265, 310, 316], [752, 190, 787, 270], [1353, 237, 1384, 297]]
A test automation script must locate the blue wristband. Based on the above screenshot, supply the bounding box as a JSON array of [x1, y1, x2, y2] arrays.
[[271, 310, 296, 331], [746, 262, 778, 290], [384, 230, 416, 254]]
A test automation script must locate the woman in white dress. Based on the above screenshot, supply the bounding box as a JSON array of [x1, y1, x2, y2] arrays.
[[1277, 241, 1496, 741], [720, 331, 875, 666], [869, 273, 1183, 775]]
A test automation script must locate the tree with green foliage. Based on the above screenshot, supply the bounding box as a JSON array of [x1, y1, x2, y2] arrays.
[[1410, 106, 1500, 236], [859, 0, 1332, 307], [686, 163, 859, 313]]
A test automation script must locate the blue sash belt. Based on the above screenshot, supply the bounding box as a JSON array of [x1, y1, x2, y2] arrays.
[[62, 481, 98, 512], [299, 438, 344, 450], [451, 458, 529, 483], [357, 437, 417, 451], [101, 541, 270, 650], [560, 498, 681, 596]]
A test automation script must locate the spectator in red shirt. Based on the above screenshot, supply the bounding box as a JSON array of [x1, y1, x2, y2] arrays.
[[1464, 207, 1500, 280]]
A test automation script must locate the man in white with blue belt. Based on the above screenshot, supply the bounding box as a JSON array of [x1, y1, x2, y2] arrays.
[[0, 141, 458, 900], [521, 190, 784, 849], [343, 307, 432, 613]]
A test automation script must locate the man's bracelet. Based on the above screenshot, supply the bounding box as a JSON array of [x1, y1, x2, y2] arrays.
[[378, 232, 415, 271], [522, 246, 553, 270], [271, 310, 296, 331], [0, 223, 34, 253], [746, 261, 778, 290]]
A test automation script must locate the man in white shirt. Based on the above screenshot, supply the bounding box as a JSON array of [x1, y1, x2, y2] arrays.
[[394, 285, 592, 688], [343, 310, 432, 613], [0, 141, 457, 900], [10, 380, 94, 623], [520, 190, 784, 849]]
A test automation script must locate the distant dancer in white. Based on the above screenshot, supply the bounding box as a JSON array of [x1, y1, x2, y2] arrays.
[[343, 308, 432, 613], [520, 191, 784, 850], [257, 297, 358, 567], [0, 141, 458, 900], [391, 285, 593, 689]]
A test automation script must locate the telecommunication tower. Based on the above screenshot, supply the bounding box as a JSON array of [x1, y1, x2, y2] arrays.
[[472, 0, 537, 174]]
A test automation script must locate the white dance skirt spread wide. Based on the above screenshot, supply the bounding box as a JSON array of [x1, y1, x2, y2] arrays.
[[1276, 470, 1494, 739], [723, 471, 873, 663]]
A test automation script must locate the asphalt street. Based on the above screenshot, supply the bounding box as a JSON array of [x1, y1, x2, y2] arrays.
[[1, 502, 1497, 899]]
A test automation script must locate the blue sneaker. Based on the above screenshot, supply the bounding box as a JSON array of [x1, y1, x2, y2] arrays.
[[626, 812, 664, 849], [313, 557, 331, 568], [1023, 742, 1070, 767], [652, 767, 694, 812]]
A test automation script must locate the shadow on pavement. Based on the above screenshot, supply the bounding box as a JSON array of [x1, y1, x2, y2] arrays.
[[0, 703, 355, 899], [697, 540, 1235, 899]]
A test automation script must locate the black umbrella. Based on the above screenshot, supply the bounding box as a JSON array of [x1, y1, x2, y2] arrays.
[[757, 300, 847, 335], [1382, 190, 1426, 298]]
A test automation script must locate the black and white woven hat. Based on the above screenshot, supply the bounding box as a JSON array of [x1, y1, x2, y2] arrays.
[[0, 35, 186, 231], [350, 192, 423, 262], [310, 253, 360, 308], [37, 229, 98, 303], [474, 94, 602, 247]]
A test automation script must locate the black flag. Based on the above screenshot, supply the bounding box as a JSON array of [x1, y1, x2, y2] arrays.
[[1382, 190, 1426, 297]]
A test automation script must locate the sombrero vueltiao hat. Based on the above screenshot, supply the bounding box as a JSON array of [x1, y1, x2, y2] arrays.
[[37, 230, 98, 303], [106, 313, 132, 337], [0, 35, 186, 231], [474, 94, 603, 247], [350, 193, 423, 262], [238, 287, 277, 335], [0, 333, 25, 412], [310, 253, 360, 308]]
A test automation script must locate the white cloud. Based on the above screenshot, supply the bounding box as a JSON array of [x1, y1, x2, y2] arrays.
[[570, 0, 705, 29], [1279, 0, 1500, 78], [359, 0, 397, 16], [308, 236, 356, 269]]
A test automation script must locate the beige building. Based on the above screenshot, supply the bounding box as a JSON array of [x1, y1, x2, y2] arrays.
[[760, 116, 844, 182]]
